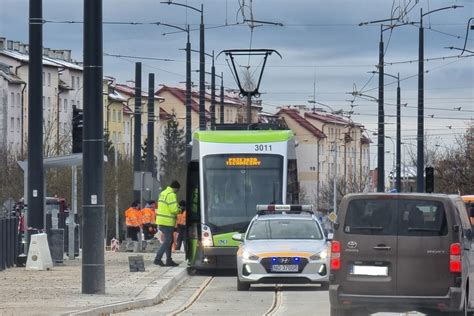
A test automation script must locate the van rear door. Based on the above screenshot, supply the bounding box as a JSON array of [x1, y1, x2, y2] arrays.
[[339, 198, 398, 295], [396, 198, 452, 296]]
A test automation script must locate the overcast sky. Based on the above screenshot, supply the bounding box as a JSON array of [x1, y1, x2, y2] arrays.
[[0, 0, 473, 170]]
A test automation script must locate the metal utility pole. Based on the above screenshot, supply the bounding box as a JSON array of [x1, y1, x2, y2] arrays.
[[158, 22, 191, 163], [417, 9, 424, 193], [199, 4, 206, 130], [246, 92, 252, 125], [416, 5, 461, 192], [220, 72, 224, 124], [377, 25, 385, 192], [114, 148, 119, 240], [333, 142, 338, 213], [133, 62, 142, 201], [186, 28, 192, 163], [82, 0, 105, 294], [28, 0, 44, 231], [396, 73, 402, 192], [210, 51, 216, 129], [146, 73, 155, 176]]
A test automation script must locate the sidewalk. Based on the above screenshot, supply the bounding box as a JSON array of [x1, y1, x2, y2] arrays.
[[0, 251, 188, 316]]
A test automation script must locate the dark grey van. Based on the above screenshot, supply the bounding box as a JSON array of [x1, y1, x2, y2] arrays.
[[329, 193, 473, 316]]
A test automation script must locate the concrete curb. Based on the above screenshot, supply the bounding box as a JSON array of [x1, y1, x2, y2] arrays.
[[67, 266, 189, 316]]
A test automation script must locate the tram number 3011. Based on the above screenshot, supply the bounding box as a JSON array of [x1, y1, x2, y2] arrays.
[[254, 144, 272, 151]]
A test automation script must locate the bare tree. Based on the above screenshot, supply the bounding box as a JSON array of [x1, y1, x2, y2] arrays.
[[434, 125, 474, 194]]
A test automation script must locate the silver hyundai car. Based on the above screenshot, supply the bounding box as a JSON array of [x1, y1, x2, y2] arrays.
[[233, 206, 330, 291]]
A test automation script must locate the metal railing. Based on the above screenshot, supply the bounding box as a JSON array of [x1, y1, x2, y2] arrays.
[[0, 217, 19, 271]]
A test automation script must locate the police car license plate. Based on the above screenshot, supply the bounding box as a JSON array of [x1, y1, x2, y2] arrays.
[[271, 264, 298, 272]]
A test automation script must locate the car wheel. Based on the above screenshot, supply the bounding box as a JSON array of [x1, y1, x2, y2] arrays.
[[237, 278, 250, 291]]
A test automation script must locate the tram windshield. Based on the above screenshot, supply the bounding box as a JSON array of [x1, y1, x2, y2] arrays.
[[203, 154, 284, 233]]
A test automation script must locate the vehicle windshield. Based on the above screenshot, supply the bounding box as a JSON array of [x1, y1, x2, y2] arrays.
[[247, 219, 323, 240], [203, 154, 283, 233]]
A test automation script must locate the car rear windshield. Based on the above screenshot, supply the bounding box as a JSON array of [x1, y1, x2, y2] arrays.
[[247, 219, 323, 240], [344, 199, 448, 236]]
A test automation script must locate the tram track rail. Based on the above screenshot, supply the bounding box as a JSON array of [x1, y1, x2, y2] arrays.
[[264, 285, 283, 316], [167, 276, 215, 316]]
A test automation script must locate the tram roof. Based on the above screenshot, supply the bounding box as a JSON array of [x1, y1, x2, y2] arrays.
[[193, 130, 294, 143]]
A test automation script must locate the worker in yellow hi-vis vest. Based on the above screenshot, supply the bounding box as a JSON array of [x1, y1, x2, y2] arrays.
[[154, 181, 181, 267]]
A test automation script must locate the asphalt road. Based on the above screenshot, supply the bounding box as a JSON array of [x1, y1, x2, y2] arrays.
[[115, 273, 424, 315]]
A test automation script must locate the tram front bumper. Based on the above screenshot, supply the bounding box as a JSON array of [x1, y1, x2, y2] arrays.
[[194, 246, 239, 269]]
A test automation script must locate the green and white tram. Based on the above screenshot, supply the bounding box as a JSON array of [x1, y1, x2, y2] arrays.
[[186, 129, 299, 270]]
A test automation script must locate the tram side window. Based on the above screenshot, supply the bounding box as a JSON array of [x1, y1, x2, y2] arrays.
[[287, 159, 299, 204]]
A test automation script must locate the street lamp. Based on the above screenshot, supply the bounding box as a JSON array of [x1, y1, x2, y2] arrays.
[[160, 22, 192, 163], [416, 5, 462, 192], [359, 18, 411, 192], [162, 1, 206, 131]]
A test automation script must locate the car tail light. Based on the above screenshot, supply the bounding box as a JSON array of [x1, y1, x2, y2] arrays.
[[450, 243, 461, 273], [330, 241, 341, 270]]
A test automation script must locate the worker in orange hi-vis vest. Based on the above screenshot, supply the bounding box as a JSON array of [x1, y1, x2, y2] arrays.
[[142, 201, 157, 240], [174, 200, 188, 253], [125, 201, 142, 241]]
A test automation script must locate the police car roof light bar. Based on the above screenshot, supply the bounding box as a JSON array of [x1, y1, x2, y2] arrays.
[[256, 204, 314, 215]]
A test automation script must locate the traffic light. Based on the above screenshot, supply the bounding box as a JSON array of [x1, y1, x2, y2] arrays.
[[72, 106, 83, 153], [425, 166, 434, 193]]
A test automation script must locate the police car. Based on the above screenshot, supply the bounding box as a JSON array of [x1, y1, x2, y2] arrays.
[[233, 205, 331, 291]]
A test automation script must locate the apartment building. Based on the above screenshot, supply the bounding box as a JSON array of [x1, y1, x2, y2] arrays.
[[0, 37, 83, 157], [0, 62, 25, 155], [277, 106, 371, 209]]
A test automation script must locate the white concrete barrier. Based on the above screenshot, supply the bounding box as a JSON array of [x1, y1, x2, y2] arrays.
[[26, 233, 53, 271]]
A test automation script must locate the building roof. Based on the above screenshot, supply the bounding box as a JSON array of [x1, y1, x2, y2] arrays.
[[159, 107, 173, 120], [277, 108, 326, 139], [115, 83, 149, 98], [361, 135, 371, 144], [304, 111, 351, 125], [0, 49, 82, 70], [42, 55, 83, 71], [108, 89, 127, 102], [157, 85, 210, 119], [0, 62, 24, 84]]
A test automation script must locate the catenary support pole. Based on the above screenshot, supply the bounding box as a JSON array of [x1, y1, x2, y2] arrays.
[[82, 0, 105, 294], [377, 26, 385, 192], [133, 62, 142, 201], [417, 9, 425, 193], [210, 51, 216, 129], [185, 29, 192, 163], [199, 4, 206, 130], [333, 142, 338, 213], [220, 73, 224, 124], [396, 74, 402, 192], [246, 92, 252, 126], [146, 73, 155, 176], [27, 0, 44, 231]]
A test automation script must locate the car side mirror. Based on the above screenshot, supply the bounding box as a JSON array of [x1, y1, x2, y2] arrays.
[[232, 233, 243, 242], [327, 233, 334, 241]]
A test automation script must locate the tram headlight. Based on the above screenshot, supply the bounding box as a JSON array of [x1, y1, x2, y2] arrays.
[[201, 224, 214, 247], [202, 238, 213, 247]]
